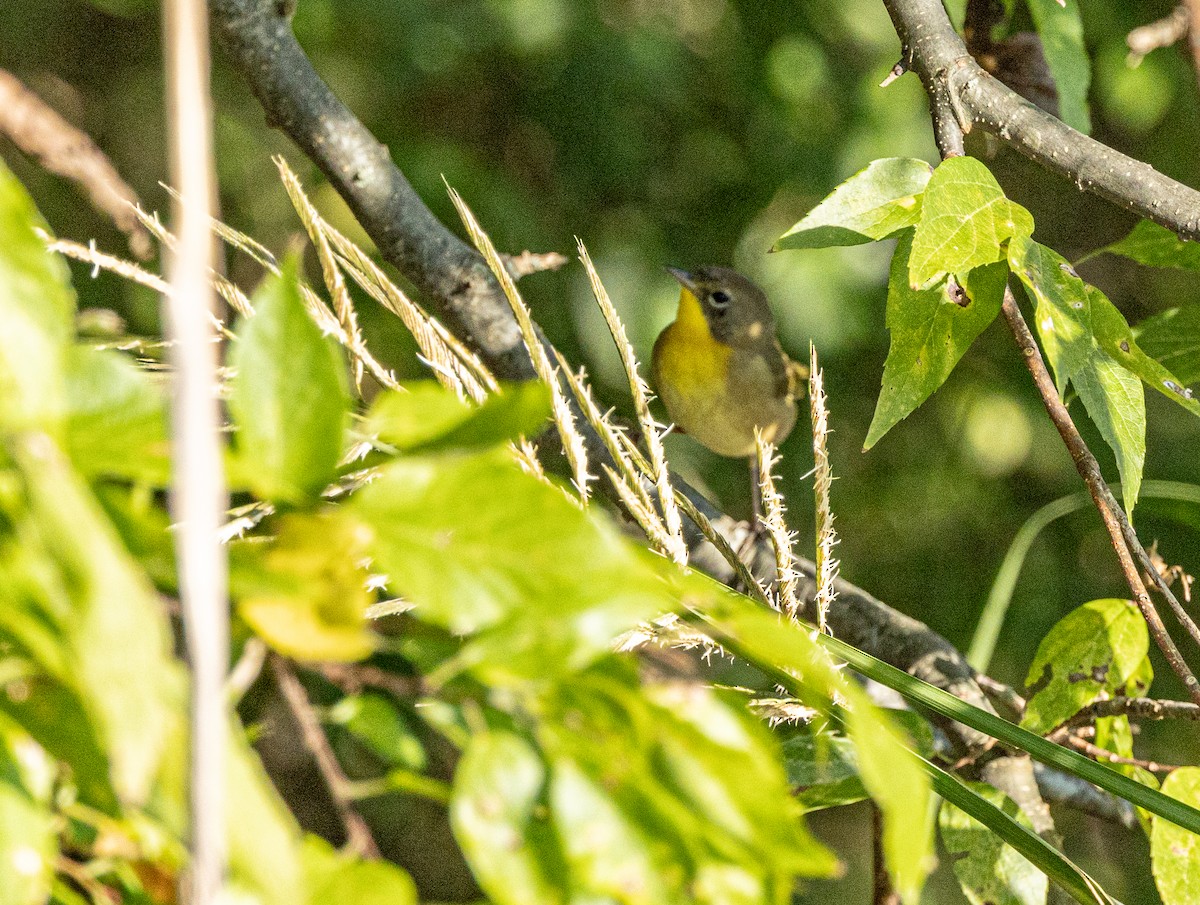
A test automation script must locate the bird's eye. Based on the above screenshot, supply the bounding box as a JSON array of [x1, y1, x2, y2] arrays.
[[709, 290, 731, 308]]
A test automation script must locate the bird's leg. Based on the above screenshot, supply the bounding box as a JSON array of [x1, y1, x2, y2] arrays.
[[736, 454, 767, 565]]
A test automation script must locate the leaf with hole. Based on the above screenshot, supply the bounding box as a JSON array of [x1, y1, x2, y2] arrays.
[[940, 782, 1048, 905], [1021, 599, 1149, 736], [909, 157, 1033, 288], [865, 232, 1006, 449]]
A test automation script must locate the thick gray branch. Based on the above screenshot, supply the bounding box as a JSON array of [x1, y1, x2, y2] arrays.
[[882, 0, 1200, 240], [209, 0, 995, 751]]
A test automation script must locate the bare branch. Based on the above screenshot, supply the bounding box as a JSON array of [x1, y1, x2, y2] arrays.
[[881, 0, 1200, 242], [1067, 696, 1200, 727], [1126, 5, 1190, 65], [0, 68, 152, 258], [273, 656, 381, 858]]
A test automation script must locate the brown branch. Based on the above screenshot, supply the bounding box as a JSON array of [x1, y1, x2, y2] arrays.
[[502, 249, 569, 279], [999, 290, 1200, 704], [272, 655, 381, 859], [316, 661, 427, 699], [1066, 696, 1200, 727], [881, 0, 1200, 241], [1058, 733, 1184, 774], [0, 68, 152, 259], [1185, 0, 1200, 86]]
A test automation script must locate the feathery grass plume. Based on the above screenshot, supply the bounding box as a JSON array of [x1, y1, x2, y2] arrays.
[[747, 697, 819, 727], [275, 156, 368, 391], [154, 186, 280, 272], [447, 185, 593, 502], [577, 239, 686, 564], [809, 344, 839, 635], [133, 202, 256, 317], [754, 429, 801, 618], [321, 222, 495, 403], [670, 491, 775, 611]]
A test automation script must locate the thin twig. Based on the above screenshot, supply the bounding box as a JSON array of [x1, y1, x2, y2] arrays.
[[273, 656, 381, 858], [1057, 733, 1184, 774], [0, 68, 152, 258], [502, 249, 568, 279], [1066, 697, 1200, 727], [316, 660, 426, 699], [1126, 4, 1190, 65], [999, 289, 1200, 704]]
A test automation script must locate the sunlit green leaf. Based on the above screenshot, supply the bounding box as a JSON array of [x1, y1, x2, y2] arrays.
[[0, 159, 75, 430], [1009, 235, 1092, 392], [1136, 306, 1200, 387], [1021, 599, 1149, 735], [233, 511, 375, 662], [940, 783, 1048, 905], [63, 346, 170, 484], [4, 439, 174, 806], [1090, 289, 1200, 418], [691, 584, 933, 902], [1152, 768, 1200, 905], [450, 731, 566, 905], [1026, 0, 1091, 133], [773, 157, 932, 250], [1070, 352, 1144, 516], [229, 256, 350, 504], [351, 449, 672, 682], [865, 233, 1006, 448], [366, 380, 551, 452], [1100, 220, 1200, 271], [909, 157, 1033, 288], [303, 835, 418, 905], [0, 729, 56, 905]]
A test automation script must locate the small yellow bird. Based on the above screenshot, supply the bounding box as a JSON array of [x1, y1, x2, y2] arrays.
[[651, 266, 801, 460]]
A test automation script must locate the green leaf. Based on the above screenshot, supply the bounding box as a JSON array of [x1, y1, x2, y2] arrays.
[[909, 156, 1033, 288], [63, 346, 171, 484], [1070, 352, 1145, 515], [327, 694, 426, 770], [1090, 289, 1200, 419], [303, 836, 418, 905], [366, 380, 551, 452], [1010, 239, 1159, 512], [0, 730, 57, 905], [1100, 220, 1200, 271], [351, 449, 672, 682], [1009, 236, 1092, 392], [1152, 767, 1200, 905], [229, 257, 350, 504], [1026, 0, 1091, 133], [773, 158, 932, 250], [929, 762, 1114, 905], [940, 783, 1048, 905], [781, 726, 868, 812], [865, 233, 1006, 448], [450, 731, 566, 905], [691, 586, 933, 902], [233, 511, 375, 663], [1021, 599, 1149, 735], [1136, 306, 1200, 387], [0, 159, 75, 430], [5, 438, 175, 806]]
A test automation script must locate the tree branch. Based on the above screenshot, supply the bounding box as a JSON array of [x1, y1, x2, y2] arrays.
[[1067, 696, 1200, 727], [208, 0, 998, 755], [272, 655, 381, 859], [881, 0, 1200, 242]]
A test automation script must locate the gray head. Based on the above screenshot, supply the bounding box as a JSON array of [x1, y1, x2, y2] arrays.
[[666, 266, 777, 347]]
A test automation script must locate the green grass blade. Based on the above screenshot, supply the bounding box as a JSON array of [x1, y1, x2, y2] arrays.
[[816, 633, 1200, 836], [926, 758, 1116, 905], [970, 480, 1200, 672]]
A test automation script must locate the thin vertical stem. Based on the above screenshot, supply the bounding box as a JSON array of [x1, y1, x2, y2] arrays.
[[164, 0, 228, 901]]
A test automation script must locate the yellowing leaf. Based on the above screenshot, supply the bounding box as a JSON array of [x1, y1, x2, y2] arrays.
[[234, 512, 375, 662]]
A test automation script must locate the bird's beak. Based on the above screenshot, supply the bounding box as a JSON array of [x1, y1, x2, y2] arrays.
[[665, 266, 698, 293]]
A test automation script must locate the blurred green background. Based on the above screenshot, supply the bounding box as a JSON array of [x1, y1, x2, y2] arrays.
[[4, 0, 1200, 900]]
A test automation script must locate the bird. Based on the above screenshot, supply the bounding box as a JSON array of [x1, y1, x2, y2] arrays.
[[651, 266, 803, 516]]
